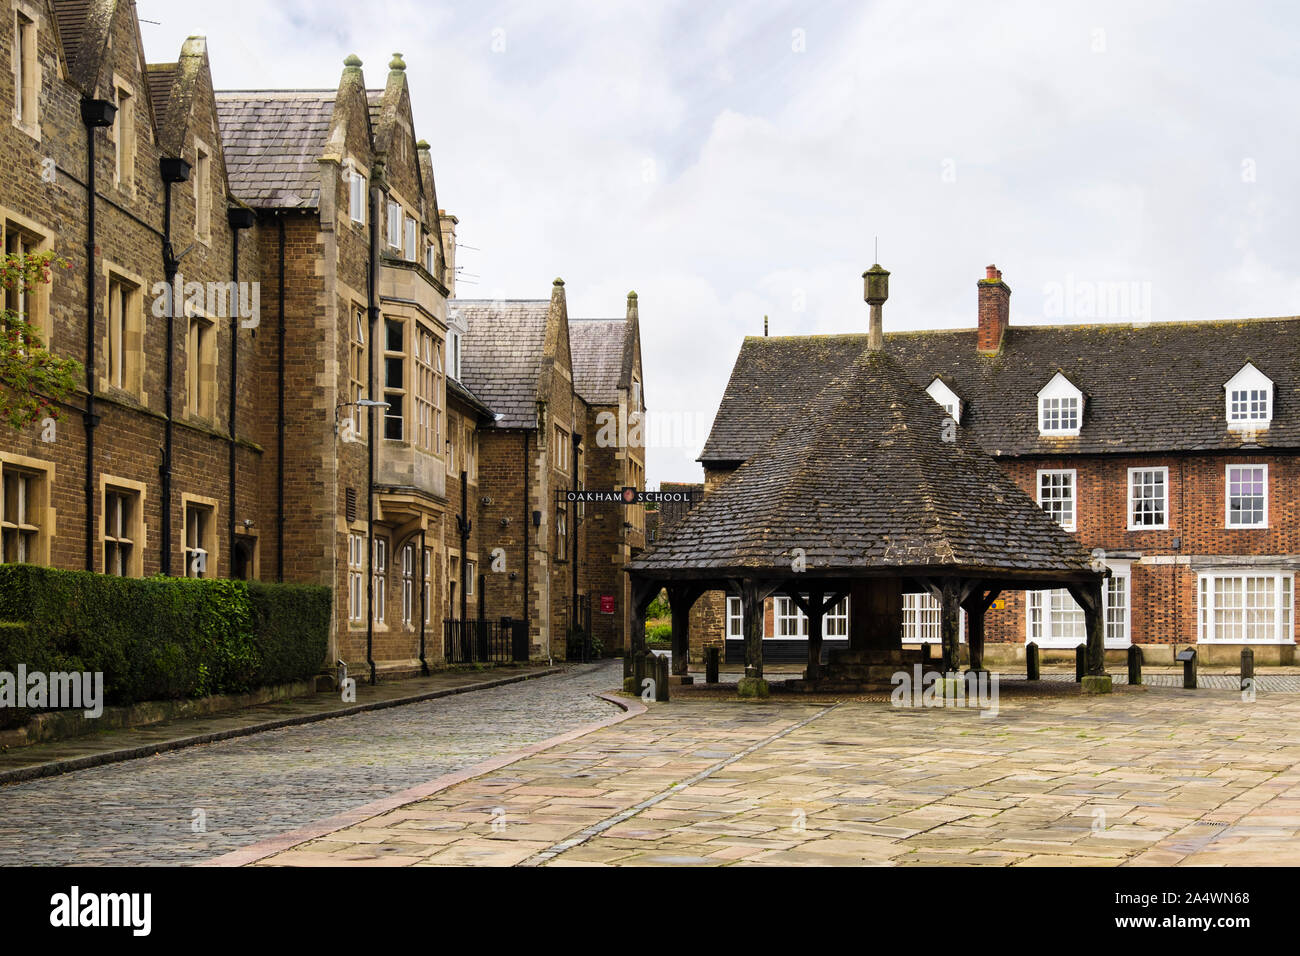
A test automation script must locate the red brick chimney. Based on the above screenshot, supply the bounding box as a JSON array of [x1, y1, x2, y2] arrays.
[[977, 264, 1010, 353]]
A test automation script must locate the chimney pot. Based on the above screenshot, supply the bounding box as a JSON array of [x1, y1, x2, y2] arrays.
[[986, 264, 998, 280]]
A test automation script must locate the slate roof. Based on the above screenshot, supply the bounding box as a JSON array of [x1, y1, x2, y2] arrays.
[[52, 0, 94, 73], [701, 317, 1300, 464], [631, 347, 1099, 581], [214, 92, 336, 208], [452, 300, 551, 429], [146, 64, 178, 120], [447, 376, 495, 420], [569, 319, 626, 404]]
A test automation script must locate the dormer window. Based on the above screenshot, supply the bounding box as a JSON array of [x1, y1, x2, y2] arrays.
[[1037, 372, 1083, 437], [925, 377, 962, 423], [1224, 362, 1273, 430]]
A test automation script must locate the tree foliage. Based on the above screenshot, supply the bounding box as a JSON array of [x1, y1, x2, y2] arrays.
[[0, 250, 81, 431]]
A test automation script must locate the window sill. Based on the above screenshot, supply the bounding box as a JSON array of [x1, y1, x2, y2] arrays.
[[1127, 524, 1169, 532]]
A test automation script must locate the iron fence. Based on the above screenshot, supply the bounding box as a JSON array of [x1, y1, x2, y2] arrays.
[[444, 618, 517, 664]]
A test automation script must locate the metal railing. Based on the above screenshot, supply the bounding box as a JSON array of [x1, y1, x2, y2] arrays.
[[443, 618, 516, 664]]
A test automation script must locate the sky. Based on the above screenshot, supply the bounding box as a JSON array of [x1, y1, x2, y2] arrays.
[[142, 0, 1300, 486]]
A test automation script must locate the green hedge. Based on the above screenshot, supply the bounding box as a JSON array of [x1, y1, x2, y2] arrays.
[[0, 566, 330, 722]]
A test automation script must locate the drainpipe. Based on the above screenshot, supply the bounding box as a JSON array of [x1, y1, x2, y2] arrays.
[[364, 181, 379, 685], [459, 470, 470, 625], [419, 527, 428, 675], [276, 213, 286, 582], [522, 430, 530, 638], [227, 207, 255, 569], [571, 431, 580, 658], [159, 154, 191, 576], [79, 98, 115, 571]]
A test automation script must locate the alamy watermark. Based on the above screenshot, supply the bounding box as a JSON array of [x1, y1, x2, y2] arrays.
[[890, 665, 1000, 718], [1043, 275, 1151, 322], [150, 273, 260, 329], [0, 666, 103, 718]]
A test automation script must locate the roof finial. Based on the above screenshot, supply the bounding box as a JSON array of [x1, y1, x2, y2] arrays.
[[764, 315, 769, 337], [389, 52, 406, 71], [344, 54, 362, 70]]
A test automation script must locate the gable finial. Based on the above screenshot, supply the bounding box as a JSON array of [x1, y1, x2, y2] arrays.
[[389, 52, 406, 71], [344, 54, 363, 70]]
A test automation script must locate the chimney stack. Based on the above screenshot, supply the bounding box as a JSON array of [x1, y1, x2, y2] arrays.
[[439, 210, 458, 297], [863, 264, 889, 350], [977, 264, 1010, 353]]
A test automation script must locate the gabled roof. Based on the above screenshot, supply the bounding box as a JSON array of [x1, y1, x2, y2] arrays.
[[452, 300, 551, 429], [215, 91, 336, 207], [569, 319, 627, 405], [701, 317, 1300, 463], [51, 0, 94, 77], [632, 347, 1097, 581]]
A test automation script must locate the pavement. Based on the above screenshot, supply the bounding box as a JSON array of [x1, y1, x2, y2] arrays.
[[236, 681, 1300, 867], [0, 662, 622, 865]]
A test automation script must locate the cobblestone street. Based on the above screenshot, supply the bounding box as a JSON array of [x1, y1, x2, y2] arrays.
[[0, 663, 621, 866]]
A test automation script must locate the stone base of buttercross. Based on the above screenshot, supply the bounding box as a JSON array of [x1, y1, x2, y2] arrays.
[[785, 647, 930, 691], [736, 677, 770, 698], [1081, 674, 1114, 694]]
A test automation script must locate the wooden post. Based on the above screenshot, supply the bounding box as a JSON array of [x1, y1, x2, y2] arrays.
[[738, 578, 770, 698], [805, 588, 824, 681], [1068, 577, 1112, 694], [962, 586, 997, 676], [1075, 644, 1086, 682], [626, 575, 659, 692], [666, 585, 699, 680], [940, 578, 961, 674]]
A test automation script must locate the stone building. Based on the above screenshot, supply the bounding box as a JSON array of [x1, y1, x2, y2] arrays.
[[0, 1, 648, 679], [0, 2, 263, 590], [687, 264, 1300, 665], [451, 285, 647, 660]]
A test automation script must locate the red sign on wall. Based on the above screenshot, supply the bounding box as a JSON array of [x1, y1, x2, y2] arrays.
[[600, 594, 616, 614]]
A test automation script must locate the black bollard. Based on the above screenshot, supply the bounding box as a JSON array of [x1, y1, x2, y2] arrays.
[[1127, 644, 1143, 686], [1241, 648, 1254, 693], [1026, 642, 1040, 681], [705, 645, 720, 685], [1177, 647, 1197, 689], [1075, 644, 1086, 683]]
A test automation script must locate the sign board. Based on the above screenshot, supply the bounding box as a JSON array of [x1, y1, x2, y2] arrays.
[[991, 598, 1006, 610], [558, 488, 697, 505], [600, 594, 615, 614]]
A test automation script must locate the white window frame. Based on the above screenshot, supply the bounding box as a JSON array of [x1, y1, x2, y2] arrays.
[[925, 377, 962, 424], [1127, 466, 1169, 531], [1198, 570, 1294, 644], [404, 215, 417, 262], [348, 163, 366, 225], [1224, 362, 1273, 431], [902, 592, 966, 644], [372, 537, 387, 624], [1027, 567, 1131, 649], [1225, 464, 1268, 529], [1037, 372, 1083, 437], [347, 533, 365, 623], [1037, 469, 1077, 531], [774, 596, 806, 637], [725, 596, 743, 639], [386, 199, 402, 250], [824, 596, 849, 637], [401, 543, 415, 626]]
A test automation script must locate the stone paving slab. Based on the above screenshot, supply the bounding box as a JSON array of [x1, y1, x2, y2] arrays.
[[245, 685, 1300, 867], [0, 664, 562, 784]]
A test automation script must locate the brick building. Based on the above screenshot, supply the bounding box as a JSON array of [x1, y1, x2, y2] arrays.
[[686, 265, 1300, 666], [0, 1, 648, 680]]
